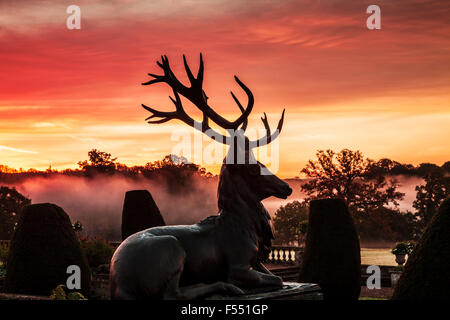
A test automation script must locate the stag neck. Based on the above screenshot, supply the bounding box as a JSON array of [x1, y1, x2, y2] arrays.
[[217, 178, 273, 251], [217, 199, 273, 262]]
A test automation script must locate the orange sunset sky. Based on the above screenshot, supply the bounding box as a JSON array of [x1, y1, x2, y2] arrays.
[[1, 0, 449, 178]]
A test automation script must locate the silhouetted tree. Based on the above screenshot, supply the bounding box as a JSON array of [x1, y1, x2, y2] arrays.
[[416, 162, 444, 177], [365, 158, 399, 177], [441, 161, 450, 174], [0, 186, 31, 240], [78, 149, 117, 176], [413, 172, 450, 230], [301, 149, 404, 214], [272, 201, 308, 245], [356, 207, 413, 242], [390, 163, 416, 176], [300, 149, 408, 242], [365, 158, 416, 177], [142, 155, 212, 193], [0, 165, 18, 174]]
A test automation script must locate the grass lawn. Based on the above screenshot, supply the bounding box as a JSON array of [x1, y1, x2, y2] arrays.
[[361, 248, 397, 266]]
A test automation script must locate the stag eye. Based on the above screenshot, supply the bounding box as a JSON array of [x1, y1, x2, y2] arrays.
[[249, 164, 260, 176]]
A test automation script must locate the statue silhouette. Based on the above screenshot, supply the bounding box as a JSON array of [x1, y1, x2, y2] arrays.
[[110, 54, 291, 299]]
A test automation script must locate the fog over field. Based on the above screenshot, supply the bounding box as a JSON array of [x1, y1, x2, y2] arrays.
[[9, 175, 423, 241], [12, 175, 217, 240]]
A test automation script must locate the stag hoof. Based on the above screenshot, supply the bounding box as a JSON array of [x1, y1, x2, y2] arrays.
[[275, 276, 283, 286], [216, 282, 245, 296]]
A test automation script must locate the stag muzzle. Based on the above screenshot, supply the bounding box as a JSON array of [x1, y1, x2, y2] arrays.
[[275, 183, 293, 199], [260, 174, 292, 200]]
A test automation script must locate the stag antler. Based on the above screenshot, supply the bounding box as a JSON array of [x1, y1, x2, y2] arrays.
[[250, 109, 285, 148], [142, 54, 253, 130], [229, 80, 284, 146], [142, 89, 228, 144], [141, 54, 285, 150]]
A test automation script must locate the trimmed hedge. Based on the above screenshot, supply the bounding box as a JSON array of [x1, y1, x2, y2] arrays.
[[121, 190, 165, 240], [392, 197, 450, 300], [5, 203, 90, 296], [298, 198, 361, 300]]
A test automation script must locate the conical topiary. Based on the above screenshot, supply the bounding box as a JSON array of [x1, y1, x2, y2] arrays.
[[298, 198, 361, 300], [121, 190, 165, 240], [5, 203, 90, 296], [392, 197, 450, 300]]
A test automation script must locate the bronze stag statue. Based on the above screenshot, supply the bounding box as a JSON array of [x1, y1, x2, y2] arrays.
[[110, 54, 292, 299]]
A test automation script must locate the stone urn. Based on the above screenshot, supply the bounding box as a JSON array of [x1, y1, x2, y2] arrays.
[[395, 253, 406, 266]]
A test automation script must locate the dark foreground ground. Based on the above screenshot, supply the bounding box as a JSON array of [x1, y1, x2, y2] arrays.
[[359, 287, 393, 300], [267, 264, 395, 300], [0, 263, 395, 300]]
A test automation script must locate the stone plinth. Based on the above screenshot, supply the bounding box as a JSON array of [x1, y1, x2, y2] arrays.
[[208, 282, 322, 300]]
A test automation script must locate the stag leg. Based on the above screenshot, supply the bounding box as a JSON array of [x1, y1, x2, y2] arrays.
[[253, 262, 275, 275], [160, 258, 243, 300], [228, 266, 283, 290]]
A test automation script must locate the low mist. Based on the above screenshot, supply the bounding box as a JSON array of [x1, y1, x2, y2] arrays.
[[7, 174, 424, 241], [394, 176, 424, 211], [13, 175, 218, 240]]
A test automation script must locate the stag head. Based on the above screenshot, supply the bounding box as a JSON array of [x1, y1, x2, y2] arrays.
[[141, 54, 291, 203]]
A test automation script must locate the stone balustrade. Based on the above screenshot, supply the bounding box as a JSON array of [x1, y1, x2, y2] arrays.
[[266, 246, 304, 266]]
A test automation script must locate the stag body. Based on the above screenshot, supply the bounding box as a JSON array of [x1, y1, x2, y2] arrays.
[[110, 55, 290, 299], [110, 161, 291, 299]]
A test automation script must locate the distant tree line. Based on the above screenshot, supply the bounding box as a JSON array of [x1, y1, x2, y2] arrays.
[[75, 149, 214, 192], [0, 149, 214, 188]]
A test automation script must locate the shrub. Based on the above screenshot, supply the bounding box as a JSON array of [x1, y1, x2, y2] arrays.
[[50, 284, 87, 300], [79, 237, 114, 269], [391, 242, 415, 255], [0, 245, 9, 266], [0, 186, 31, 240]]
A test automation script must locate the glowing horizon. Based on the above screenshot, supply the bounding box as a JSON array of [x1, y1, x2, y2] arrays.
[[1, 0, 449, 178]]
